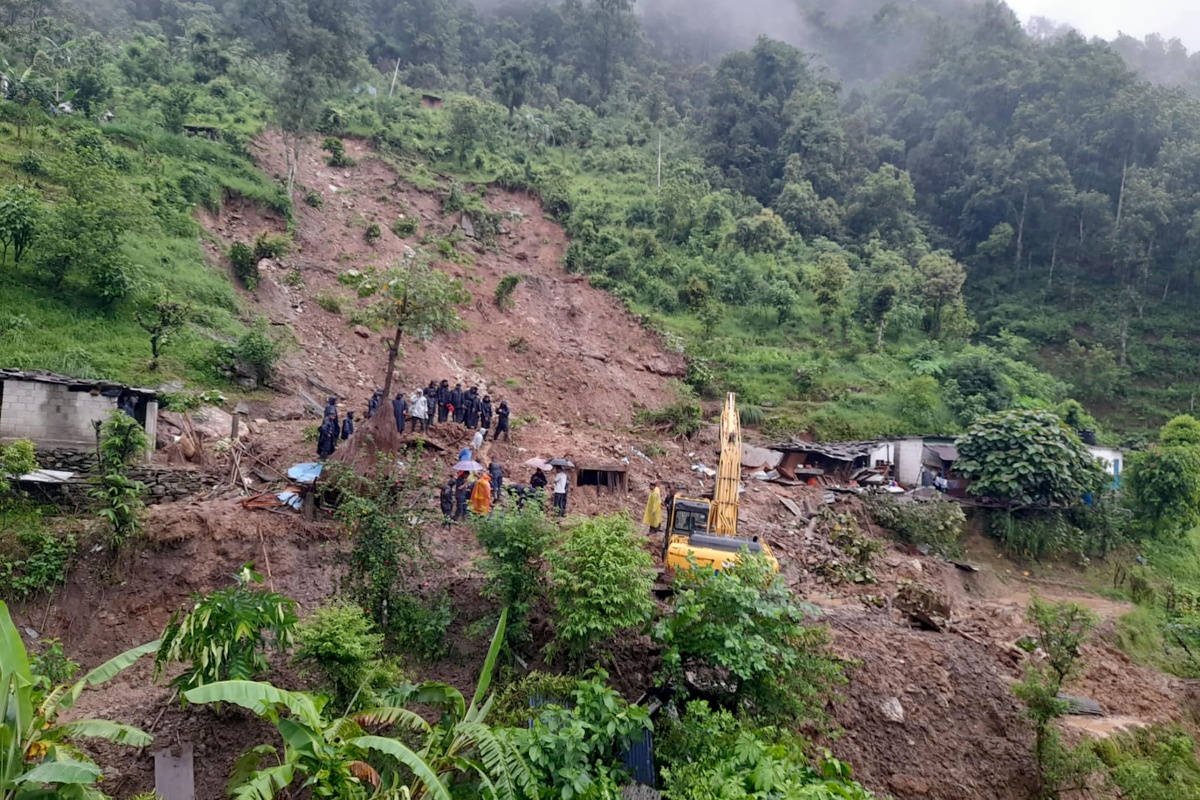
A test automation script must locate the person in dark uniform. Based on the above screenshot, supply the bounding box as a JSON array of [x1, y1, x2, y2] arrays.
[[463, 387, 481, 429], [488, 460, 504, 502], [436, 380, 451, 423], [440, 477, 455, 526], [450, 383, 465, 424], [323, 396, 338, 419], [480, 395, 494, 437], [391, 393, 407, 433], [340, 410, 355, 440], [367, 388, 383, 419], [317, 413, 339, 459], [453, 474, 471, 521], [493, 401, 510, 442]]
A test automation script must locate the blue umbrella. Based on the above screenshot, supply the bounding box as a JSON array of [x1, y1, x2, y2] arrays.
[[453, 460, 485, 472]]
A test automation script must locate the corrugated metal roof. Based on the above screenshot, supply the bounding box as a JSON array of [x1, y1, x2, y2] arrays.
[[0, 369, 157, 397], [768, 440, 879, 461], [925, 443, 959, 462]]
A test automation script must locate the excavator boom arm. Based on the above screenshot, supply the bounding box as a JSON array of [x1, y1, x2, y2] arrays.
[[712, 392, 740, 536]]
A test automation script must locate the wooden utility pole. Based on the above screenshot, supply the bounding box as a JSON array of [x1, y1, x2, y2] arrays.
[[389, 59, 401, 98]]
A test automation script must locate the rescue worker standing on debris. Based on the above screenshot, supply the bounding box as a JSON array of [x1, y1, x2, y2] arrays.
[[488, 460, 504, 503], [450, 383, 465, 424], [453, 474, 471, 521], [437, 380, 451, 423], [469, 472, 493, 515], [643, 480, 663, 535], [480, 395, 494, 436], [317, 413, 339, 459], [411, 389, 429, 433], [392, 393, 407, 433], [463, 387, 481, 429], [552, 466, 568, 517], [367, 388, 383, 419], [440, 476, 455, 526], [494, 400, 511, 442], [340, 410, 355, 440]]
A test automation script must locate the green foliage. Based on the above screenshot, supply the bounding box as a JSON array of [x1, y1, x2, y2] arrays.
[[226, 321, 284, 387], [0, 601, 158, 800], [313, 291, 344, 313], [634, 398, 703, 438], [321, 137, 356, 167], [655, 552, 845, 728], [303, 188, 324, 209], [388, 591, 453, 662], [228, 241, 259, 290], [1093, 726, 1200, 799], [88, 470, 146, 553], [494, 274, 522, 310], [956, 409, 1104, 507], [391, 215, 419, 238], [135, 290, 190, 369], [253, 232, 291, 261], [364, 222, 382, 244], [473, 502, 554, 646], [0, 506, 75, 602], [864, 495, 966, 555], [547, 514, 655, 665], [1126, 417, 1200, 539], [508, 670, 651, 800], [0, 184, 40, 266], [657, 700, 876, 800], [155, 563, 298, 696], [0, 440, 36, 496], [160, 86, 194, 134], [1012, 594, 1099, 798], [293, 601, 386, 710]]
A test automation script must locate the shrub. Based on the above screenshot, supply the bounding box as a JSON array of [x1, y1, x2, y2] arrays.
[[655, 551, 845, 728], [0, 439, 36, 495], [864, 495, 966, 555], [321, 137, 355, 167], [634, 398, 703, 438], [17, 152, 46, 176], [364, 222, 382, 244], [473, 502, 554, 646], [231, 323, 283, 386], [89, 471, 146, 553], [253, 232, 291, 261], [0, 521, 76, 602], [314, 291, 344, 313], [547, 514, 655, 666], [293, 600, 385, 708], [155, 563, 297, 695], [494, 274, 522, 310], [228, 241, 259, 289], [303, 188, 324, 208], [392, 215, 419, 237], [389, 591, 452, 661]]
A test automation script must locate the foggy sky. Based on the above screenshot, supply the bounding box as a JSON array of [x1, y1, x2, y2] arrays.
[[1006, 0, 1200, 50]]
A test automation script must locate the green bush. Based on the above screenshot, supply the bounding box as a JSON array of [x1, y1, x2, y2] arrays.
[[364, 222, 382, 244], [388, 591, 452, 661], [293, 600, 385, 708], [634, 398, 703, 438], [228, 241, 259, 290], [314, 291, 344, 314], [155, 563, 297, 695], [494, 274, 522, 310], [548, 514, 655, 666], [253, 232, 291, 261], [865, 495, 966, 555], [321, 137, 355, 168], [473, 502, 554, 646], [392, 216, 419, 237], [0, 512, 76, 602], [230, 323, 283, 386], [655, 551, 845, 729], [303, 189, 324, 209]]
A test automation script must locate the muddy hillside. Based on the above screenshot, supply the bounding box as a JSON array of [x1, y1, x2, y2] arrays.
[[13, 134, 1200, 800]]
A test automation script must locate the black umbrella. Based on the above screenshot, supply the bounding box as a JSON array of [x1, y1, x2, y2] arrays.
[[548, 458, 575, 468]]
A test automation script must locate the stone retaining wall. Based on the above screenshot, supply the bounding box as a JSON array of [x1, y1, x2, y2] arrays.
[[34, 448, 220, 505]]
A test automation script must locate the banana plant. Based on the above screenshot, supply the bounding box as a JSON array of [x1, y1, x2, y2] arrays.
[[0, 601, 159, 800], [184, 608, 535, 800]]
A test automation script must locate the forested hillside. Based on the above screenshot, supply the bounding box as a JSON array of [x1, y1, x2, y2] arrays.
[[5, 0, 1200, 440]]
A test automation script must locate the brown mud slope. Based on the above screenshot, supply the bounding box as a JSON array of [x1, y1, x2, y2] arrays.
[[11, 133, 1200, 800]]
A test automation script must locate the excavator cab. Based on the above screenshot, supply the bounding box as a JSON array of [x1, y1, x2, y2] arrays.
[[663, 496, 778, 572]]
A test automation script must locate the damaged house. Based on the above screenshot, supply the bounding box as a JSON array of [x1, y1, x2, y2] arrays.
[[768, 440, 887, 485], [0, 369, 157, 457]]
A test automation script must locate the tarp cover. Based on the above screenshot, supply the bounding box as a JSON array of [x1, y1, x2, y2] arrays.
[[287, 462, 323, 484]]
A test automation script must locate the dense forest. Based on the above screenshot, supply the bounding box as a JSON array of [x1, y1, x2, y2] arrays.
[[6, 0, 1200, 442]]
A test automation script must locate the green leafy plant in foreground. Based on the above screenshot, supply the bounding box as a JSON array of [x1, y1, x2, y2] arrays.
[[1, 600, 159, 800], [184, 608, 534, 800], [155, 563, 297, 696]]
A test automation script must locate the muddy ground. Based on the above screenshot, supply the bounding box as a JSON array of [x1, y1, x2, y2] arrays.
[[12, 134, 1200, 800]]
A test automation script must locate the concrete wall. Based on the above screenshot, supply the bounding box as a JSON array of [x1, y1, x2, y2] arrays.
[[0, 380, 117, 449], [892, 439, 927, 487]]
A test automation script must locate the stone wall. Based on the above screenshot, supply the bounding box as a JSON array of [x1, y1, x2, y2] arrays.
[[34, 448, 220, 506], [0, 380, 118, 449]]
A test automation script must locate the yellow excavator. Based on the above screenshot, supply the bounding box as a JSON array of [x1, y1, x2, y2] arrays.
[[662, 392, 779, 572]]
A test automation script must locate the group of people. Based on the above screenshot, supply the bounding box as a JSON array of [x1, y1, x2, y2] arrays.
[[314, 380, 514, 460], [438, 453, 571, 524]]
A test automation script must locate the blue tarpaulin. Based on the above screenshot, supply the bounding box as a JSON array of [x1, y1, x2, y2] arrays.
[[287, 462, 323, 485]]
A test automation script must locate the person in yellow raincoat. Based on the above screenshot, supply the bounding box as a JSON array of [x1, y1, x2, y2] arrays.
[[643, 480, 663, 535], [469, 472, 493, 515]]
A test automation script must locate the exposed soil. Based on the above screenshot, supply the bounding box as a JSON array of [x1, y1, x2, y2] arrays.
[[12, 133, 1200, 800]]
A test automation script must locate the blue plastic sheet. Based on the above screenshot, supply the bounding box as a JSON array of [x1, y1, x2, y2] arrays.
[[287, 462, 323, 485]]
